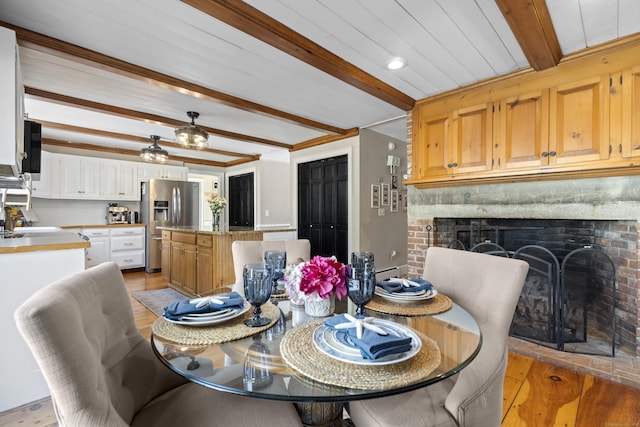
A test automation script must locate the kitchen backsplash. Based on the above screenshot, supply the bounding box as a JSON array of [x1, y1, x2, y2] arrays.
[[30, 198, 140, 227]]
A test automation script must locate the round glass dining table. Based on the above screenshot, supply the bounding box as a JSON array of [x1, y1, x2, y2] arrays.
[[151, 300, 481, 426]]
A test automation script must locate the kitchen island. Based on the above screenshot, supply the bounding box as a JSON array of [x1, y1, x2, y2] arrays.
[[0, 229, 89, 411], [160, 227, 296, 296]]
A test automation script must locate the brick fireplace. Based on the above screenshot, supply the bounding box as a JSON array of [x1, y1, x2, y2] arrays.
[[405, 174, 640, 386]]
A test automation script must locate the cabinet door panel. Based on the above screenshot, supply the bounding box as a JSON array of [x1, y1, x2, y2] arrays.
[[415, 112, 451, 177], [183, 245, 197, 294], [549, 75, 609, 164], [499, 90, 550, 170], [622, 66, 640, 158], [197, 247, 213, 296], [452, 103, 493, 174]]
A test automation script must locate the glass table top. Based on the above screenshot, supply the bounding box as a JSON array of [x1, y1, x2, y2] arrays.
[[151, 301, 481, 403]]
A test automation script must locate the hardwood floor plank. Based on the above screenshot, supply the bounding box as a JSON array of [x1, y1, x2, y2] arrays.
[[502, 359, 583, 427], [576, 375, 640, 427]]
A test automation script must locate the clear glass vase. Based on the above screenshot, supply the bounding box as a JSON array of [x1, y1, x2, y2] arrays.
[[212, 213, 220, 231]]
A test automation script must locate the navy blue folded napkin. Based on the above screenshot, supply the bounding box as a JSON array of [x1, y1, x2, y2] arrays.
[[163, 292, 245, 320], [376, 278, 432, 294], [324, 314, 413, 360]]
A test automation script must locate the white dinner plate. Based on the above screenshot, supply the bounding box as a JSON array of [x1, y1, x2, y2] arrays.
[[375, 288, 438, 303], [312, 319, 421, 366], [163, 302, 251, 326]]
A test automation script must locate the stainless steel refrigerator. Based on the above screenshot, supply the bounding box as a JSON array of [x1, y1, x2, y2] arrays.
[[140, 179, 200, 273]]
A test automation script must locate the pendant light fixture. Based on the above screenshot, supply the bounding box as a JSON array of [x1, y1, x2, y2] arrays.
[[175, 111, 209, 148], [140, 135, 168, 163]]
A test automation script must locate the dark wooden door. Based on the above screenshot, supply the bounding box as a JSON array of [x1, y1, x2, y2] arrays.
[[298, 155, 348, 264], [228, 173, 254, 227]]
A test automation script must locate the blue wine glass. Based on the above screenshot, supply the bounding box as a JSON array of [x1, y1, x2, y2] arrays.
[[243, 263, 273, 327], [264, 250, 286, 295], [348, 253, 376, 317]]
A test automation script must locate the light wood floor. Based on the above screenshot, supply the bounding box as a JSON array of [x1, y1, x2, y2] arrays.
[[1, 270, 639, 427]]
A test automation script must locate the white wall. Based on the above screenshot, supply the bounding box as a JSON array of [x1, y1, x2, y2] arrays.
[[226, 158, 293, 229]]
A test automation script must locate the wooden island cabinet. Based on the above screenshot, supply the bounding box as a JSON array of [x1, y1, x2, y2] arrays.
[[161, 228, 263, 296], [408, 36, 640, 187]]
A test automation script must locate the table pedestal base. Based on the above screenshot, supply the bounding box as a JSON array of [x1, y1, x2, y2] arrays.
[[295, 402, 344, 427]]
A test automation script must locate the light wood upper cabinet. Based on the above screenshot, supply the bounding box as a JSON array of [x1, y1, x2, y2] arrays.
[[408, 39, 640, 187], [497, 90, 549, 171], [414, 111, 450, 178], [549, 75, 610, 165], [413, 103, 492, 177], [451, 103, 493, 174], [621, 66, 640, 158]]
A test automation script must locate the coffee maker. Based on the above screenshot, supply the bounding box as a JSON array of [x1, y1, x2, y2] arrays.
[[107, 203, 129, 224]]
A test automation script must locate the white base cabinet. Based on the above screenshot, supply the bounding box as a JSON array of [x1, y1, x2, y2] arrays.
[[110, 226, 145, 269], [82, 226, 146, 269], [83, 227, 111, 268]]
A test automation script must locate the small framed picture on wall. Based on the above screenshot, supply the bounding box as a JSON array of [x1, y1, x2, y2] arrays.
[[391, 175, 398, 189], [390, 190, 399, 212], [381, 183, 390, 206], [402, 190, 408, 211], [370, 184, 380, 208]]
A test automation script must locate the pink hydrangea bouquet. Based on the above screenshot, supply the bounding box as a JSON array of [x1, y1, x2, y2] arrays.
[[284, 256, 347, 305]]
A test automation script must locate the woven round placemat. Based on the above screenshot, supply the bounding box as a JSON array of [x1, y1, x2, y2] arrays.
[[271, 291, 289, 300], [365, 292, 453, 317], [152, 303, 281, 345], [280, 319, 441, 390]]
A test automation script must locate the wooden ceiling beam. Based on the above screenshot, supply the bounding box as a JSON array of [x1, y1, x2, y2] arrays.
[[36, 120, 257, 159], [180, 0, 415, 111], [495, 0, 562, 71], [25, 87, 292, 149], [291, 128, 360, 152], [1, 21, 348, 135], [42, 138, 231, 167]]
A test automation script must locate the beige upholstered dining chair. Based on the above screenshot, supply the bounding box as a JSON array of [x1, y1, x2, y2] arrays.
[[348, 246, 529, 427], [14, 262, 301, 427], [231, 239, 311, 294]]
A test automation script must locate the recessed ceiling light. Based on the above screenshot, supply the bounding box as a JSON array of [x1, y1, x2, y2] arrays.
[[387, 57, 406, 70]]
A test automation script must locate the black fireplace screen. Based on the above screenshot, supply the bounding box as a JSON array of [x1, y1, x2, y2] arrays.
[[469, 243, 616, 356]]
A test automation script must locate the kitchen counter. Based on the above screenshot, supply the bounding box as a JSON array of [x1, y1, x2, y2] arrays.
[[0, 230, 90, 254], [158, 226, 296, 235], [61, 223, 147, 229]]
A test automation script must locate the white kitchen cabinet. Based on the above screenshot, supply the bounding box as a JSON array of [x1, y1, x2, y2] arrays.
[[101, 158, 140, 200], [110, 226, 145, 269], [83, 227, 110, 268], [30, 150, 54, 198], [0, 27, 24, 177], [138, 163, 188, 181], [59, 155, 101, 199]]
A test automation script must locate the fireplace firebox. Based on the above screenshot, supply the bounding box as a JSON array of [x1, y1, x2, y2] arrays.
[[432, 218, 629, 357]]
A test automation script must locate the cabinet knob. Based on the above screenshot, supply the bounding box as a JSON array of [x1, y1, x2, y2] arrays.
[[452, 162, 458, 168], [549, 151, 557, 157], [541, 152, 548, 157], [447, 163, 452, 168]]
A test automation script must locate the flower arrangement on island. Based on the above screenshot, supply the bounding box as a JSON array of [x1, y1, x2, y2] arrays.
[[208, 196, 227, 215], [208, 196, 227, 231], [284, 255, 347, 305]]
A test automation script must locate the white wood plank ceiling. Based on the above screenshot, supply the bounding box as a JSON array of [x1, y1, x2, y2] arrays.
[[1, 0, 639, 167]]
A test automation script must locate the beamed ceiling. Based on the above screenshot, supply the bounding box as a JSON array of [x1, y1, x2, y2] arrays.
[[1, 0, 639, 168]]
